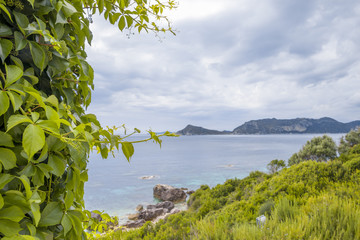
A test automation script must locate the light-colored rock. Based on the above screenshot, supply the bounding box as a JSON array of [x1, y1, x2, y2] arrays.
[[135, 204, 143, 211], [128, 213, 139, 220]]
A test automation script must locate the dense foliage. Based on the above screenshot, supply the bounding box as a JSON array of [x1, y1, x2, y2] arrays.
[[338, 128, 360, 155], [0, 0, 176, 239], [102, 137, 360, 240], [288, 135, 337, 166]]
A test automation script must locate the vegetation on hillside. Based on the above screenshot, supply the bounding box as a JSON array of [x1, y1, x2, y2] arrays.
[[101, 131, 360, 239]]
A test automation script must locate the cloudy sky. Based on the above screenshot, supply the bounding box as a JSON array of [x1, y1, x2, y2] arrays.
[[86, 0, 360, 132]]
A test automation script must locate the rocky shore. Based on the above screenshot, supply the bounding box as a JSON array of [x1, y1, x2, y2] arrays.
[[93, 184, 195, 233]]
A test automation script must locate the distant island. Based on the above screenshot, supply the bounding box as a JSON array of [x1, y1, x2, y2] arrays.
[[177, 117, 360, 135]]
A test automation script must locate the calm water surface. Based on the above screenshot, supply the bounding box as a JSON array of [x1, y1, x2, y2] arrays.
[[84, 134, 344, 222]]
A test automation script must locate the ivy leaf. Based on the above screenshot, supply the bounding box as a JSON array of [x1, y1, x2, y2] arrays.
[[5, 65, 22, 88], [48, 154, 66, 177], [0, 38, 12, 63], [26, 0, 34, 8], [125, 15, 133, 28], [13, 12, 29, 35], [37, 120, 60, 134], [30, 202, 40, 227], [0, 23, 12, 36], [0, 219, 21, 237], [18, 175, 32, 200], [0, 174, 15, 189], [5, 65, 23, 88], [7, 114, 33, 132], [0, 91, 10, 116], [29, 42, 46, 72], [0, 131, 14, 147], [118, 16, 126, 31], [61, 214, 72, 236], [0, 4, 12, 21], [0, 148, 17, 170], [38, 202, 63, 227], [14, 31, 27, 51], [6, 91, 23, 111], [64, 191, 74, 210], [23, 124, 45, 160], [121, 142, 134, 162], [0, 195, 3, 209], [0, 206, 25, 222]]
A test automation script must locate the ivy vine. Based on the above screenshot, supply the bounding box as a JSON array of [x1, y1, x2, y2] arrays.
[[0, 0, 177, 239]]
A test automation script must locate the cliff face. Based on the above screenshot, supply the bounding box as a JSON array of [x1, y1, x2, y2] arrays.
[[177, 118, 360, 135], [232, 117, 360, 134], [176, 125, 230, 135]]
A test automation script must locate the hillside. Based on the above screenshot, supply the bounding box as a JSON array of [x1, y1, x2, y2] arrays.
[[101, 137, 360, 239], [233, 117, 360, 134], [176, 124, 230, 135], [177, 117, 360, 135]]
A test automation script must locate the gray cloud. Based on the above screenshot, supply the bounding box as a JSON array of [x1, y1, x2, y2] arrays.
[[86, 0, 360, 132]]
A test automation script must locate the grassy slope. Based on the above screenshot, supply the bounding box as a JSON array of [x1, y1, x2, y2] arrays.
[[101, 145, 360, 240]]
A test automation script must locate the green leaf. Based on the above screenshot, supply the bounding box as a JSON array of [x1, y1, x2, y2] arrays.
[[38, 202, 63, 227], [61, 214, 72, 236], [5, 65, 23, 88], [0, 206, 25, 222], [0, 174, 15, 189], [45, 96, 59, 110], [29, 42, 46, 72], [37, 120, 60, 134], [23, 124, 45, 160], [0, 219, 21, 237], [0, 38, 12, 63], [121, 142, 134, 162], [26, 0, 34, 8], [14, 31, 27, 51], [17, 175, 32, 200], [30, 112, 39, 122], [0, 132, 14, 147], [118, 16, 126, 31], [0, 148, 17, 170], [6, 91, 23, 111], [13, 12, 29, 34], [0, 195, 3, 209], [0, 23, 12, 36], [10, 56, 24, 70], [64, 191, 74, 210], [125, 15, 134, 28], [24, 86, 46, 109], [48, 154, 66, 177], [7, 114, 33, 132], [30, 202, 40, 226], [0, 91, 10, 116], [62, 1, 77, 17], [0, 4, 12, 21]]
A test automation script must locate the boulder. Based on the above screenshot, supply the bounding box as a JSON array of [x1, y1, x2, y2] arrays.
[[186, 190, 195, 195], [124, 219, 145, 228], [153, 184, 187, 202], [138, 208, 164, 221], [156, 201, 174, 212]]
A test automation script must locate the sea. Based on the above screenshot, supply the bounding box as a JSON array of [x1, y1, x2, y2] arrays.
[[84, 134, 344, 223]]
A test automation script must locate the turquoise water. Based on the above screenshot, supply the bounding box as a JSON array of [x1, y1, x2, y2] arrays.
[[84, 134, 343, 222]]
